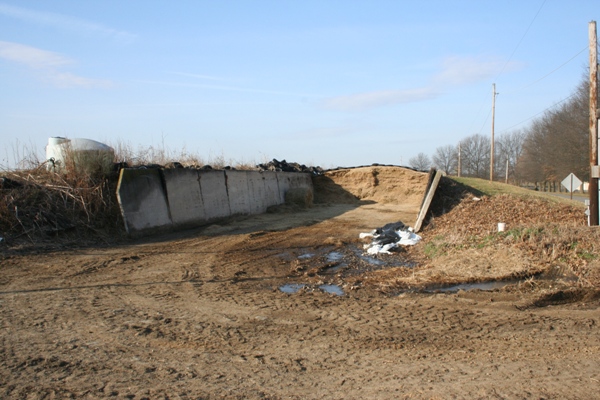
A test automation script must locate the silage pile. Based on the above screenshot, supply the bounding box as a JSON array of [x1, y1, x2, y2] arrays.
[[313, 166, 429, 205]]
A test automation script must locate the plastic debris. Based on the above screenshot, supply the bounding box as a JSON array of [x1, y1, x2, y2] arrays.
[[360, 221, 421, 255], [256, 158, 324, 175]]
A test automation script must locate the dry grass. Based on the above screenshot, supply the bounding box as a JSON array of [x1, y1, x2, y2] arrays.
[[453, 176, 584, 206], [0, 166, 123, 248], [110, 139, 259, 169]]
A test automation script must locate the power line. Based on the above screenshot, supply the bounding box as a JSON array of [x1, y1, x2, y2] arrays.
[[504, 46, 588, 95], [495, 44, 589, 133], [497, 92, 578, 134], [467, 0, 546, 136], [494, 0, 547, 81], [477, 107, 493, 135]]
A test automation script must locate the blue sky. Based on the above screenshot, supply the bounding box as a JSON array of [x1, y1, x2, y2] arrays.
[[0, 1, 597, 169]]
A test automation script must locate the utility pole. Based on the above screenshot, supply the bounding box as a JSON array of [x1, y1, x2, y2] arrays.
[[490, 83, 497, 181], [590, 21, 599, 226]]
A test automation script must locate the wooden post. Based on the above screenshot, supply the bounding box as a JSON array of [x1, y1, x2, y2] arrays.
[[490, 83, 496, 181], [414, 169, 444, 233], [590, 21, 599, 225], [571, 174, 574, 200], [457, 142, 461, 177]]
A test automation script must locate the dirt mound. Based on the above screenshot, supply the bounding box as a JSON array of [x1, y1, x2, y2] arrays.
[[426, 192, 585, 236], [313, 166, 429, 205]]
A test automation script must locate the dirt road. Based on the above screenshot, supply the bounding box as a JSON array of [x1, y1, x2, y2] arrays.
[[1, 167, 599, 399]]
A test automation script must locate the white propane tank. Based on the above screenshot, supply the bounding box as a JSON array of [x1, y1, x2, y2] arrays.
[[45, 137, 114, 175]]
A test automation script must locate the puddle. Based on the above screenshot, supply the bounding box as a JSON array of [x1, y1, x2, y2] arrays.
[[326, 252, 344, 262], [279, 284, 306, 294], [298, 253, 314, 259], [319, 284, 344, 296], [358, 254, 386, 266], [424, 280, 515, 293], [279, 283, 344, 296], [351, 247, 414, 268], [323, 263, 348, 274]]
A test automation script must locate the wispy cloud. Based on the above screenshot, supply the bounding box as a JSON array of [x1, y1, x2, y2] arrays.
[[432, 55, 516, 85], [0, 40, 112, 88], [323, 88, 438, 112], [0, 40, 69, 68], [0, 3, 137, 44], [323, 55, 515, 112], [139, 79, 319, 98], [170, 72, 230, 82]]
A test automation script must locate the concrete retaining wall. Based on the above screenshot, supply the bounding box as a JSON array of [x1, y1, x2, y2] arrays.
[[117, 168, 313, 236]]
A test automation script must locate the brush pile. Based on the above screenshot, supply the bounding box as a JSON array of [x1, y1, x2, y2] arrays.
[[0, 167, 123, 248]]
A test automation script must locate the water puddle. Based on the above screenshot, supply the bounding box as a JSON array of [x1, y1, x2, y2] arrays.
[[358, 254, 386, 266], [298, 253, 314, 259], [424, 280, 516, 293], [279, 284, 306, 294], [326, 252, 344, 262], [319, 284, 344, 296], [279, 283, 344, 296]]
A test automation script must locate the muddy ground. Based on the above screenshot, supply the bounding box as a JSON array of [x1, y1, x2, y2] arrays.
[[1, 166, 600, 399]]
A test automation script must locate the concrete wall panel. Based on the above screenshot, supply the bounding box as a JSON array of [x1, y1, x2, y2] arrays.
[[116, 168, 172, 235], [225, 170, 251, 215], [198, 170, 230, 220], [163, 168, 204, 227], [276, 172, 313, 200], [261, 171, 283, 206]]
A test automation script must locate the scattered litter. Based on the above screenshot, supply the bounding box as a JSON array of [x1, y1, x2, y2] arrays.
[[473, 197, 481, 201], [360, 221, 421, 255]]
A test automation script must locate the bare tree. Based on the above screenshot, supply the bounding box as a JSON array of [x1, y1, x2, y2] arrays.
[[518, 78, 589, 185], [409, 152, 431, 171], [432, 145, 458, 175], [495, 130, 525, 183], [460, 134, 490, 178]]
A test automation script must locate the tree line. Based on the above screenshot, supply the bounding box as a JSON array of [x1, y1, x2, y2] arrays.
[[409, 77, 592, 187]]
